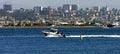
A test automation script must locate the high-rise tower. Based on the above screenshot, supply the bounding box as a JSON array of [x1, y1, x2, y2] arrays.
[[72, 4, 79, 11], [3, 4, 12, 11], [63, 4, 72, 11], [3, 0, 12, 11]]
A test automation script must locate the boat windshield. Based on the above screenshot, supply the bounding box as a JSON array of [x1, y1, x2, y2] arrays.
[[50, 28, 58, 33], [50, 30, 57, 32]]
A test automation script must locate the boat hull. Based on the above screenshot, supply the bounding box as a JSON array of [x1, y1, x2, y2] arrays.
[[44, 33, 65, 37], [43, 32, 65, 37], [45, 35, 62, 37]]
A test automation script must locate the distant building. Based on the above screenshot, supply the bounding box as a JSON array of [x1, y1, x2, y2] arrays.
[[93, 6, 100, 12], [63, 4, 72, 11], [101, 6, 110, 11], [34, 6, 43, 13], [72, 4, 79, 11], [19, 8, 25, 12], [41, 6, 54, 15], [57, 7, 62, 11], [3, 4, 12, 11], [63, 4, 79, 11]]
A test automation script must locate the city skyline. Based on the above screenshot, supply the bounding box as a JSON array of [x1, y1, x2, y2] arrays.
[[0, 0, 120, 9]]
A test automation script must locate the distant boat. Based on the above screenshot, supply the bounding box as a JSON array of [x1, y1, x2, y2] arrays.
[[107, 24, 115, 27], [101, 24, 114, 28], [42, 28, 65, 37]]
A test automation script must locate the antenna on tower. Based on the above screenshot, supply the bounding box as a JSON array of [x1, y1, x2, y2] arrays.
[[3, 0, 12, 11], [4, 0, 11, 4], [101, 0, 109, 7]]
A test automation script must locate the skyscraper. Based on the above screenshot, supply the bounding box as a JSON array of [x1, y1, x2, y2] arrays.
[[93, 6, 100, 12], [34, 6, 43, 13], [72, 4, 79, 11], [63, 4, 72, 11], [63, 4, 79, 11], [3, 4, 12, 11], [101, 6, 110, 11]]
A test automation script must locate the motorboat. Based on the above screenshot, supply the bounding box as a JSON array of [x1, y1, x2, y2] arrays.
[[102, 24, 115, 28], [42, 28, 65, 37]]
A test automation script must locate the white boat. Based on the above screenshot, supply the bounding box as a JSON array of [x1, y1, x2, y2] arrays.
[[42, 28, 65, 37]]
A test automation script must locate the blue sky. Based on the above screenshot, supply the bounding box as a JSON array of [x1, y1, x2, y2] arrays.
[[1, 0, 120, 9]]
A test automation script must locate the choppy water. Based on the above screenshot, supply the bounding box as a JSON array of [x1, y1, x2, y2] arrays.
[[0, 28, 120, 54]]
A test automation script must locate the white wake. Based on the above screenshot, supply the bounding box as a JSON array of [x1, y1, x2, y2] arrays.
[[66, 35, 120, 38]]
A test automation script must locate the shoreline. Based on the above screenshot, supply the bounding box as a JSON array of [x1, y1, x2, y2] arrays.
[[2, 26, 119, 29], [0, 26, 97, 28]]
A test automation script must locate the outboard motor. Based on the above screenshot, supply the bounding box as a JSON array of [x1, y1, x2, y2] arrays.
[[44, 33, 48, 36], [62, 34, 66, 38]]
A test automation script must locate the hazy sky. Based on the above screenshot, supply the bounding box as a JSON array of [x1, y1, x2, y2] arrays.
[[1, 0, 120, 9]]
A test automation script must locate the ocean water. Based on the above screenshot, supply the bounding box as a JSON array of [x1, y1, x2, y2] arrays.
[[0, 28, 120, 54]]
